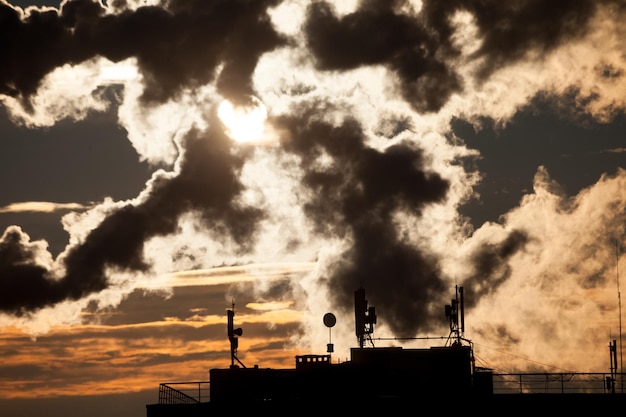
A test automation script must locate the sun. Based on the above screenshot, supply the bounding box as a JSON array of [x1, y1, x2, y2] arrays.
[[217, 95, 268, 143]]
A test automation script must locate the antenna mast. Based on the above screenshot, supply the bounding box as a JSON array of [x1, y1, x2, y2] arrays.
[[445, 285, 464, 346], [354, 288, 377, 348], [617, 241, 623, 392], [227, 302, 246, 369], [610, 339, 618, 394]]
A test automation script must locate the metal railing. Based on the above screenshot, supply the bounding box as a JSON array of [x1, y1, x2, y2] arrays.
[[155, 372, 626, 404], [158, 381, 210, 404], [492, 373, 626, 394]]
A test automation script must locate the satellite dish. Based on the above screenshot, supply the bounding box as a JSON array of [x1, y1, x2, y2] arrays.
[[323, 312, 336, 328]]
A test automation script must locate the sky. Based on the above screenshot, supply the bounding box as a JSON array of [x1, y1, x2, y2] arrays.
[[1, 0, 626, 415]]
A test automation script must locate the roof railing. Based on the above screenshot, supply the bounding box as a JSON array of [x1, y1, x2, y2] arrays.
[[158, 381, 210, 404], [491, 372, 626, 394]]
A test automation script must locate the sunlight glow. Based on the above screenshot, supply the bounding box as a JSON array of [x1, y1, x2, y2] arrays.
[[98, 59, 139, 84], [217, 96, 267, 143]]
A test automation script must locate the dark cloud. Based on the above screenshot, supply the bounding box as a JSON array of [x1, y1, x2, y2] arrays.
[[303, 1, 461, 113], [0, 114, 265, 315], [420, 0, 604, 80], [303, 0, 614, 113], [0, 0, 286, 315], [273, 99, 531, 336], [0, 0, 286, 107], [0, 226, 60, 313], [275, 108, 451, 336], [461, 229, 530, 308]]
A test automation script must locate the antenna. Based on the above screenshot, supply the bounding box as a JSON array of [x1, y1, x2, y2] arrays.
[[227, 302, 245, 369], [616, 241, 623, 392], [323, 312, 336, 355], [458, 287, 465, 336], [610, 339, 618, 394], [445, 285, 464, 346], [354, 288, 376, 348]]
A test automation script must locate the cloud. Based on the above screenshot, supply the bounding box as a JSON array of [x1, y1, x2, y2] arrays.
[[1, 0, 626, 374], [303, 1, 461, 113], [0, 0, 286, 106], [463, 166, 626, 372], [0, 201, 91, 213], [0, 226, 56, 314], [424, 0, 600, 78], [272, 109, 454, 337], [0, 114, 271, 315]]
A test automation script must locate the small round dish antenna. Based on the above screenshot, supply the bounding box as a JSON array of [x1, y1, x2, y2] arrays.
[[323, 312, 336, 327], [323, 313, 336, 354]]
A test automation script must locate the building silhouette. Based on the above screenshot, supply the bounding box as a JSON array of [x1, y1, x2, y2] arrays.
[[146, 286, 626, 416]]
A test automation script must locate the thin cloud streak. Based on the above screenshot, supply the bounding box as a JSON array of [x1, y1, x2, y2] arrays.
[[144, 262, 316, 289], [0, 274, 303, 399], [0, 201, 91, 213]]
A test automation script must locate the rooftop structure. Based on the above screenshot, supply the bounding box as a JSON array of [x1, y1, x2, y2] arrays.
[[146, 286, 626, 416]]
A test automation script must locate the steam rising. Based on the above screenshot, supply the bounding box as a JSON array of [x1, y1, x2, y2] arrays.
[[2, 0, 626, 372]]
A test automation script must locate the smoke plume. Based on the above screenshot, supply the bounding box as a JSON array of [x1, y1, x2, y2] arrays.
[[1, 0, 626, 372]]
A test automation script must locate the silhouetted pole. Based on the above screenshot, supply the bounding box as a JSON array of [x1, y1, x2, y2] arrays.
[[227, 303, 245, 368], [445, 285, 464, 346], [354, 288, 376, 348], [617, 242, 623, 392], [610, 339, 618, 393]]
